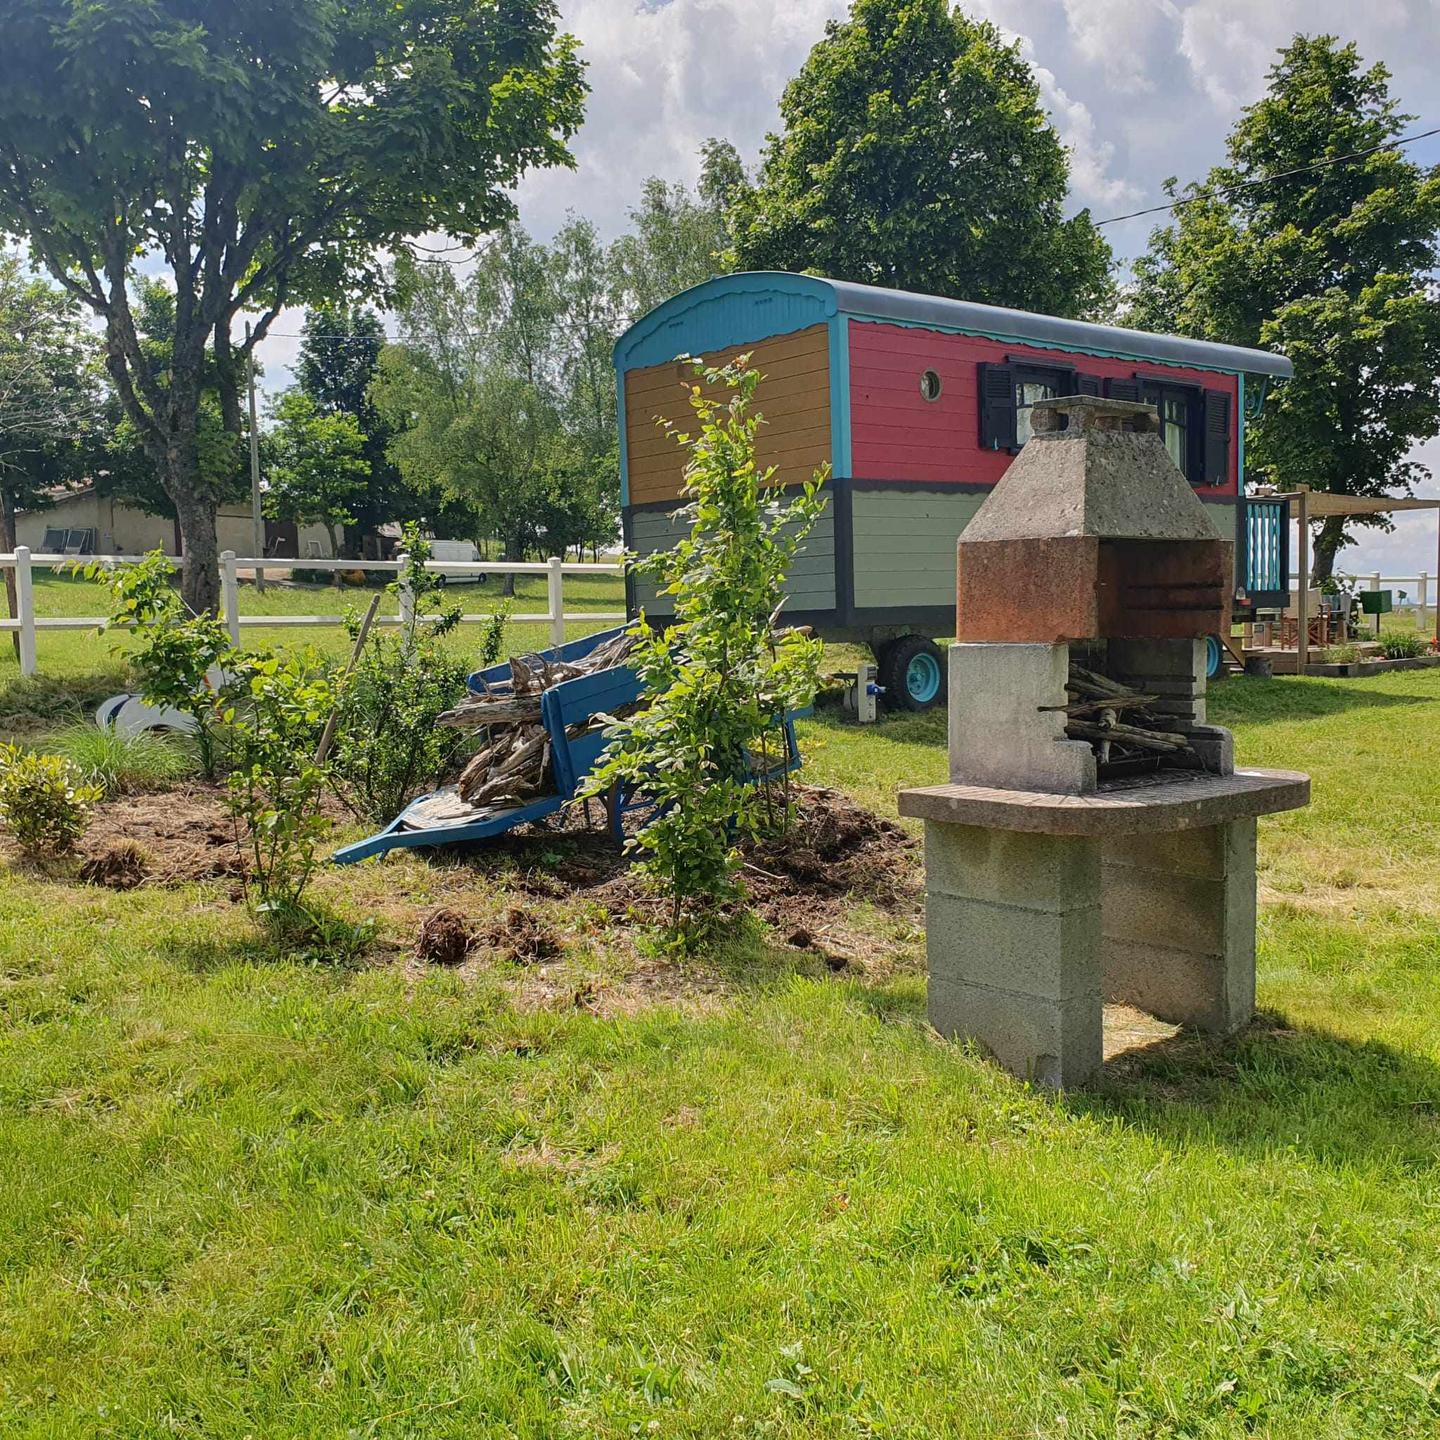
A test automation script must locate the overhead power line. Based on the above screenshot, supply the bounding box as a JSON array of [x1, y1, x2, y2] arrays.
[[1094, 123, 1440, 227]]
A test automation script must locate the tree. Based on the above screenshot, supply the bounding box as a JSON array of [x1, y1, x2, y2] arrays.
[[375, 226, 623, 586], [612, 143, 740, 320], [0, 257, 99, 647], [0, 0, 586, 614], [584, 357, 827, 939], [1127, 35, 1440, 581], [266, 391, 369, 563], [296, 306, 413, 556], [726, 0, 1111, 317]]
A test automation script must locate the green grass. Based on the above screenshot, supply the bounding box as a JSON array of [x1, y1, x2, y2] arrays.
[[2, 666, 1440, 1435], [49, 722, 196, 796], [0, 569, 627, 680]]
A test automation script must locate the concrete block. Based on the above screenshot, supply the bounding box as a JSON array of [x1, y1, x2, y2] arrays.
[[1103, 940, 1254, 1034], [948, 643, 1095, 794], [929, 977, 1103, 1088], [926, 824, 1101, 910], [1104, 816, 1253, 880], [1107, 636, 1206, 684], [926, 891, 1102, 1001], [1101, 818, 1257, 1033], [1101, 866, 1229, 954]]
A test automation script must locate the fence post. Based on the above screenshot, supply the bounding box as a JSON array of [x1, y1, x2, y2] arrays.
[[15, 546, 36, 678], [395, 552, 415, 651], [547, 555, 565, 648], [1418, 573, 1429, 632], [220, 550, 241, 646]]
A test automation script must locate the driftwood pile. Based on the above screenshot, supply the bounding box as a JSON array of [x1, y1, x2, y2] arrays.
[[1047, 664, 1196, 767], [436, 629, 640, 809]]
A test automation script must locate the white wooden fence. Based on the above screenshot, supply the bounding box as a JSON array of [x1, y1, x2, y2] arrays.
[[0, 548, 625, 678]]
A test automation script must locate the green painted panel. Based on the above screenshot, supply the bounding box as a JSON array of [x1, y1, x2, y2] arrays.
[[851, 489, 984, 610]]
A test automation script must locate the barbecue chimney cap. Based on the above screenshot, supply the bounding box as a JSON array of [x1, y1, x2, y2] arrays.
[[960, 393, 1224, 544], [1030, 394, 1161, 435]]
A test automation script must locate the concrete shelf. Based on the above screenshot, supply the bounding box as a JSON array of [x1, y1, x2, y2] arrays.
[[899, 767, 1309, 837]]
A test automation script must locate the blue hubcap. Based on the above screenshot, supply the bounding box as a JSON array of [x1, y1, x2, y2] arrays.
[[1206, 634, 1223, 679], [906, 651, 942, 704]]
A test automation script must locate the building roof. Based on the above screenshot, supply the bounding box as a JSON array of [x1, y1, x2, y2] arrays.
[[615, 271, 1294, 379]]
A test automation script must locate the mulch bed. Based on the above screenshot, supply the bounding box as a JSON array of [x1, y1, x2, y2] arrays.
[[78, 785, 247, 885]]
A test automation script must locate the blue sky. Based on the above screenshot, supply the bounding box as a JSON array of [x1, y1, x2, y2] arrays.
[[255, 0, 1440, 577]]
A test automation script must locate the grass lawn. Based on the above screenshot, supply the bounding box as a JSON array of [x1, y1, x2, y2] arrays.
[[2, 648, 1440, 1436]]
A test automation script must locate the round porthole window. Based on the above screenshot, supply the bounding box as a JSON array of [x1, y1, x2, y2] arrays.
[[919, 368, 942, 401]]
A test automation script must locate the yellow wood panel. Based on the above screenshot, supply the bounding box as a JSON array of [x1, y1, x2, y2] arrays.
[[625, 325, 831, 506]]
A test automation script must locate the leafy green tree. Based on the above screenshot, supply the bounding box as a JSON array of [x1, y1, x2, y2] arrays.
[[727, 0, 1111, 316], [265, 391, 369, 563], [1127, 35, 1440, 580], [0, 257, 100, 648], [94, 279, 248, 527], [585, 357, 828, 940], [0, 0, 586, 615], [296, 306, 414, 557], [376, 234, 607, 588], [612, 142, 741, 320]]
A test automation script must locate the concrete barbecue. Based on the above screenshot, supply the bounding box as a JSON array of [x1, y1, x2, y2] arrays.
[[900, 395, 1309, 1086]]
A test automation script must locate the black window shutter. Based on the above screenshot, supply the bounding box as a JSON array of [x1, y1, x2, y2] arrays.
[[1076, 374, 1103, 397], [1105, 377, 1142, 403], [1203, 390, 1231, 486], [978, 363, 1016, 450]]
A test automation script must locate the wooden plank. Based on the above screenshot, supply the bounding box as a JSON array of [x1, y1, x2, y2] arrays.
[[625, 402, 830, 459], [626, 359, 831, 406]]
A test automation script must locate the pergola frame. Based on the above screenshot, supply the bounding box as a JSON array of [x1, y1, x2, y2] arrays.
[[1271, 486, 1440, 669]]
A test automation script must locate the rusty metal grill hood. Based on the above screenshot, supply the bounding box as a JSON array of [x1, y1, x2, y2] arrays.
[[955, 395, 1233, 644]]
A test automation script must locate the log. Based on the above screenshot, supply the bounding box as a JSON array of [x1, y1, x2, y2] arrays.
[[438, 694, 544, 729]]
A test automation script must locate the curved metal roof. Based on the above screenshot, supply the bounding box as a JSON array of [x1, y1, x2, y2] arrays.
[[614, 272, 1293, 379]]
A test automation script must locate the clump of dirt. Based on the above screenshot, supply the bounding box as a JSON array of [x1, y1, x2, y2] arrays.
[[79, 785, 247, 884], [477, 904, 561, 965], [79, 839, 151, 891], [415, 906, 473, 966]]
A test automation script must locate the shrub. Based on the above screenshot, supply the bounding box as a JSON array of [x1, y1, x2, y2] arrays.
[[223, 652, 335, 922], [1322, 643, 1362, 664], [585, 355, 827, 938], [54, 723, 194, 797], [0, 744, 103, 860], [330, 529, 506, 824], [87, 552, 236, 778], [1378, 629, 1429, 659]]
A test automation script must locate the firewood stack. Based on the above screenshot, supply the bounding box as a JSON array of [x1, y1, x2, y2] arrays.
[[436, 630, 640, 808], [1048, 664, 1196, 767]]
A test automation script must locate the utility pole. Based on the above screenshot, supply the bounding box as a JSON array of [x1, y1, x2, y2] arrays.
[[246, 321, 265, 591]]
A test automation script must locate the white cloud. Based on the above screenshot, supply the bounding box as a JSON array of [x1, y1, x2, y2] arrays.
[[239, 0, 1440, 553]]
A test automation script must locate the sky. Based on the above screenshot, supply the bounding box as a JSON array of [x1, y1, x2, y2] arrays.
[[255, 0, 1440, 578]]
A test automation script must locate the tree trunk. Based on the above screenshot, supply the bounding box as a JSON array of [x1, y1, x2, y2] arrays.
[[1, 486, 17, 659], [502, 533, 524, 598], [173, 485, 221, 616], [159, 368, 222, 616], [1310, 517, 1347, 586]]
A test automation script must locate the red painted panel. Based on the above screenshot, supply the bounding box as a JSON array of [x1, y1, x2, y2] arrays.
[[847, 320, 1241, 495]]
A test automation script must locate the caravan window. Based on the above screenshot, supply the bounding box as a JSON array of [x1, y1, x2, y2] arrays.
[[1141, 382, 1198, 480], [1014, 365, 1072, 446]]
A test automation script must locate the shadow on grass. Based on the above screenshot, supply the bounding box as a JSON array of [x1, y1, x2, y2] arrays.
[[1080, 1010, 1440, 1172], [1210, 674, 1438, 728]]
